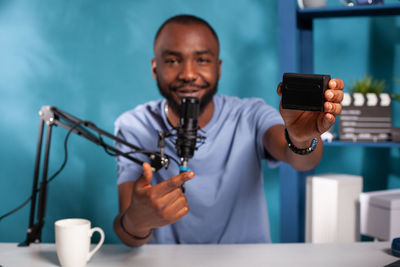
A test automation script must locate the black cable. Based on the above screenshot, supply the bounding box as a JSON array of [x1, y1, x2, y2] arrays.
[[97, 130, 181, 167], [47, 120, 78, 183], [166, 155, 181, 167], [0, 121, 80, 222], [0, 196, 32, 222], [98, 134, 118, 157]]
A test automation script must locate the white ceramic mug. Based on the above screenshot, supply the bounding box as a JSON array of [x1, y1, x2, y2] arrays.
[[55, 218, 105, 267], [297, 0, 327, 8]]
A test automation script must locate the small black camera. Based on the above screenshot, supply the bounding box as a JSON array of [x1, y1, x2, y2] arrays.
[[281, 73, 331, 112]]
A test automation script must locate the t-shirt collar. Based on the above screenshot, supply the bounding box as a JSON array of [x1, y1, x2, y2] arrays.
[[160, 95, 220, 135]]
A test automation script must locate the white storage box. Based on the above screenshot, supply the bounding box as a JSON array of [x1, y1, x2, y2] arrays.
[[306, 174, 363, 243], [360, 189, 400, 241]]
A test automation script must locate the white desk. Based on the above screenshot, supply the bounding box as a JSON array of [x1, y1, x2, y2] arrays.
[[0, 242, 398, 267]]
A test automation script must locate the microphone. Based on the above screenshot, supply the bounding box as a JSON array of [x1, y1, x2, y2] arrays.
[[175, 97, 200, 191]]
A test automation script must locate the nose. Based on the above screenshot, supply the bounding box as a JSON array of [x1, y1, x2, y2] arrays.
[[178, 60, 198, 82]]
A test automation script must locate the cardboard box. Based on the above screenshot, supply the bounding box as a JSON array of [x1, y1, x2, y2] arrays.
[[360, 189, 400, 241]]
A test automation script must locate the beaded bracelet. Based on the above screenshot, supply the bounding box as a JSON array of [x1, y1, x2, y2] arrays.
[[120, 213, 153, 240], [284, 128, 318, 155]]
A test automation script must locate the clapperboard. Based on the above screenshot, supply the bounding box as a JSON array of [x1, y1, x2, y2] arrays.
[[339, 93, 392, 142]]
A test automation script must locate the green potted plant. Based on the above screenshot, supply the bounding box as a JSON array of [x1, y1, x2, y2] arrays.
[[339, 75, 394, 142], [350, 75, 386, 94], [350, 75, 400, 100]]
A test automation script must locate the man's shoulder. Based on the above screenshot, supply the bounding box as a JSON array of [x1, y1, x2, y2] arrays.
[[115, 99, 164, 128], [213, 95, 281, 128], [215, 94, 272, 112]]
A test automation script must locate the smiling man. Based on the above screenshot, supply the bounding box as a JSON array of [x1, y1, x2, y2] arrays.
[[113, 14, 344, 247], [152, 18, 221, 128]]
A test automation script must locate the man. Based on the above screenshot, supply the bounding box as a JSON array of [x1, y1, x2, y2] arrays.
[[113, 14, 344, 247]]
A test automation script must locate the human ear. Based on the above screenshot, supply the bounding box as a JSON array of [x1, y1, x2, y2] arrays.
[[217, 59, 222, 80], [151, 58, 157, 81]]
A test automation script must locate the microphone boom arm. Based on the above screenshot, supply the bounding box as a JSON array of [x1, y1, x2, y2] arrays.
[[19, 105, 168, 246]]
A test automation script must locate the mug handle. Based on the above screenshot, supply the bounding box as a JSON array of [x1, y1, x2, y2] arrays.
[[87, 227, 105, 262], [297, 0, 304, 8]]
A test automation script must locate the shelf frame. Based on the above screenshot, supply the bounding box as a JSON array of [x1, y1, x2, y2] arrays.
[[324, 140, 400, 148], [297, 4, 400, 19], [278, 1, 400, 243]]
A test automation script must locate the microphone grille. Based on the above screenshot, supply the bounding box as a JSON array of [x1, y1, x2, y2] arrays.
[[180, 97, 200, 119]]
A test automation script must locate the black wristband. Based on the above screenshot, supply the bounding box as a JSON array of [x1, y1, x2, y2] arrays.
[[284, 128, 318, 155], [120, 213, 153, 240]]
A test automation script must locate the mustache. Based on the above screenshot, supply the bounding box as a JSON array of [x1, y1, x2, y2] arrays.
[[170, 82, 210, 91]]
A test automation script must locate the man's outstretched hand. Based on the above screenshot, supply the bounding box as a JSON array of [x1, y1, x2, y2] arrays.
[[277, 78, 344, 144], [123, 162, 195, 237]]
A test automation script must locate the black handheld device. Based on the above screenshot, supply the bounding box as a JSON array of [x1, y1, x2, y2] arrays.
[[281, 73, 331, 112]]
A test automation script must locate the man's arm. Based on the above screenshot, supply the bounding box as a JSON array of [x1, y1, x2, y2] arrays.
[[263, 78, 344, 171], [263, 124, 323, 171], [113, 162, 195, 247]]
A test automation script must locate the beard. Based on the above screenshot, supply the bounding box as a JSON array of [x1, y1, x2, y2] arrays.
[[157, 79, 218, 116]]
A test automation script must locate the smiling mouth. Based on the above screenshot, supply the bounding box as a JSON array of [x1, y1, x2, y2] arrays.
[[176, 88, 202, 98]]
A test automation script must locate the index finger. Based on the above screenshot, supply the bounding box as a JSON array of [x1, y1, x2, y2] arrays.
[[152, 171, 195, 196]]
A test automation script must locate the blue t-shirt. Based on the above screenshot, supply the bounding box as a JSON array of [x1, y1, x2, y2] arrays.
[[114, 94, 284, 244]]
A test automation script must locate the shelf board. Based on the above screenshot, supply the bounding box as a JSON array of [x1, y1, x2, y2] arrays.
[[297, 4, 400, 19], [324, 140, 400, 148]]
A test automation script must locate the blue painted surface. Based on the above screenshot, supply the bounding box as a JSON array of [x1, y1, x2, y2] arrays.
[[0, 0, 281, 244]]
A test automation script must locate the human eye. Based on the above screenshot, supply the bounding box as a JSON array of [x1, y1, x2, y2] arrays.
[[197, 56, 212, 64], [164, 57, 179, 65]]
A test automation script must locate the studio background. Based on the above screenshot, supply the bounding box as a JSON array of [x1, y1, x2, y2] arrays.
[[0, 0, 399, 244]]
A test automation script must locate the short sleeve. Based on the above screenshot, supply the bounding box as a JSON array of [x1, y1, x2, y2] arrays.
[[114, 113, 147, 185], [113, 100, 168, 185], [245, 98, 284, 167]]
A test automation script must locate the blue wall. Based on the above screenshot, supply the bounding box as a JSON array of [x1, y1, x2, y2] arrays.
[[0, 0, 399, 244]]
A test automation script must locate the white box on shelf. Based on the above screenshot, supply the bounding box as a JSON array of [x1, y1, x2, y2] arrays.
[[306, 174, 363, 243], [360, 189, 400, 241]]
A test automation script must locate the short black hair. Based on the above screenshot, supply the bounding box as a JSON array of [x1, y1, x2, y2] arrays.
[[154, 14, 219, 48]]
